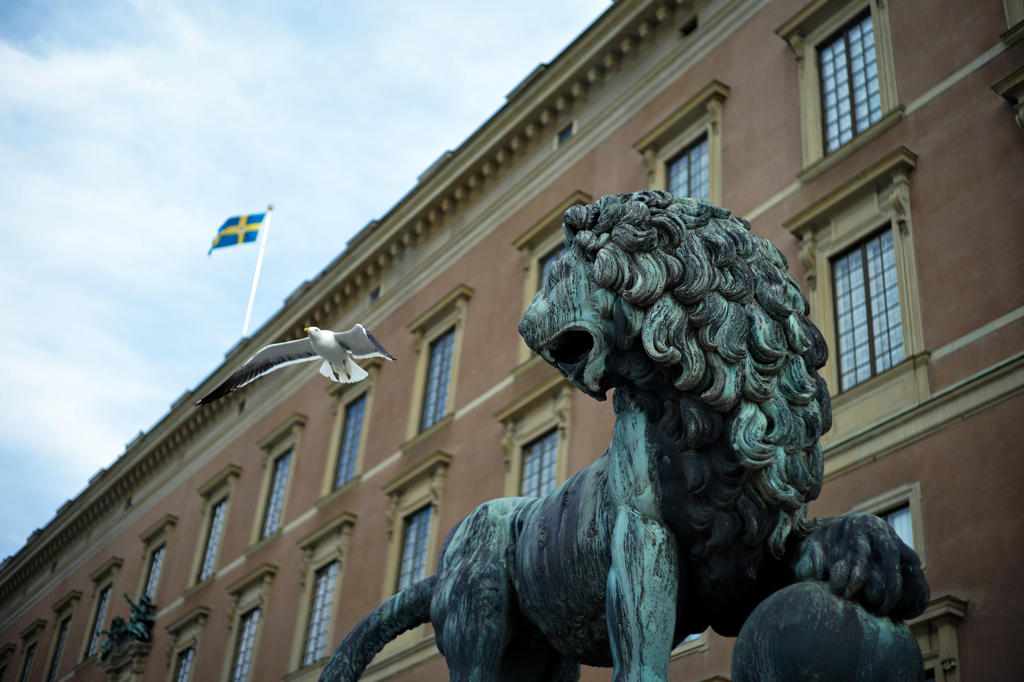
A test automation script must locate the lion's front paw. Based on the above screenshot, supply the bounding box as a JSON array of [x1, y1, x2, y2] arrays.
[[794, 514, 929, 619]]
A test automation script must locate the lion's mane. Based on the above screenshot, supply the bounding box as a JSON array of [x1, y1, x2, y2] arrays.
[[559, 191, 832, 562]]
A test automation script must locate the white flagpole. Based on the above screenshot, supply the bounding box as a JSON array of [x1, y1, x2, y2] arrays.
[[242, 204, 273, 337]]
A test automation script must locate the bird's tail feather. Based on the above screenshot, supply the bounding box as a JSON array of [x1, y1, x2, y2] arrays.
[[319, 359, 368, 383]]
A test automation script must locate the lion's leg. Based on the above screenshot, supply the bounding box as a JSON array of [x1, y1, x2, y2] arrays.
[[434, 557, 512, 682], [606, 508, 678, 682]]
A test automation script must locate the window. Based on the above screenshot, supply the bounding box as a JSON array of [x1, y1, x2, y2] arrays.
[[520, 430, 558, 498], [497, 376, 573, 498], [172, 647, 195, 682], [199, 500, 227, 582], [883, 505, 913, 548], [261, 451, 292, 538], [143, 545, 166, 600], [557, 122, 574, 146], [45, 617, 70, 682], [290, 512, 355, 672], [164, 605, 209, 682], [87, 587, 111, 657], [189, 464, 239, 589], [398, 507, 432, 591], [77, 557, 121, 663], [832, 228, 903, 391], [783, 147, 926, 448], [819, 13, 881, 154], [512, 191, 592, 369], [907, 596, 966, 682], [667, 136, 709, 200], [538, 245, 566, 292], [336, 395, 366, 489], [249, 414, 305, 550], [404, 284, 472, 443], [303, 562, 340, 667], [230, 609, 260, 682], [634, 79, 727, 205], [0, 644, 14, 682], [17, 644, 34, 682], [775, 0, 900, 176], [421, 328, 455, 431], [224, 563, 275, 682]]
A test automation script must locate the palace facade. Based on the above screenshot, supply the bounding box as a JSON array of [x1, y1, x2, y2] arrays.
[[3, 1, 1023, 681]]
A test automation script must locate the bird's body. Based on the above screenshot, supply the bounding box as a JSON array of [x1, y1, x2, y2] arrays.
[[195, 324, 395, 406]]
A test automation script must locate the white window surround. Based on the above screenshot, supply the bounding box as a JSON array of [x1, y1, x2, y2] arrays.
[[288, 511, 357, 673], [783, 146, 927, 448], [0, 643, 15, 680], [495, 374, 573, 498], [403, 286, 473, 444], [1003, 0, 1024, 45], [633, 79, 728, 205], [16, 619, 45, 682], [164, 606, 210, 682], [77, 556, 122, 665], [377, 452, 451, 657], [775, 0, 901, 178], [670, 629, 709, 659], [136, 514, 177, 601], [512, 191, 592, 368], [187, 465, 241, 591], [848, 481, 925, 568], [248, 414, 306, 551], [906, 596, 967, 682], [319, 362, 382, 502], [45, 590, 80, 682], [220, 563, 277, 682], [992, 64, 1024, 132]]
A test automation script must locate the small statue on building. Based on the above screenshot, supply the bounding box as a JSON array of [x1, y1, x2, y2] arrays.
[[98, 593, 156, 662]]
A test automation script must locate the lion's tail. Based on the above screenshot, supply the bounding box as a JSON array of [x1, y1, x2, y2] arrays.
[[318, 574, 437, 682]]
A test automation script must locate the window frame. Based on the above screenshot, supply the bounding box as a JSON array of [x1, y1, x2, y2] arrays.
[[136, 514, 177, 602], [784, 146, 927, 454], [16, 620, 45, 682], [248, 415, 307, 551], [849, 481, 925, 568], [775, 0, 901, 179], [665, 134, 711, 201], [188, 465, 241, 589], [288, 512, 356, 674], [44, 590, 80, 682], [0, 643, 15, 682], [220, 563, 276, 682], [512, 191, 592, 369], [77, 556, 122, 664], [830, 226, 904, 392], [378, 452, 451, 656], [404, 286, 473, 444], [633, 79, 727, 205], [164, 606, 210, 682], [906, 596, 966, 682], [670, 629, 709, 659], [320, 361, 381, 503], [495, 375, 573, 498]]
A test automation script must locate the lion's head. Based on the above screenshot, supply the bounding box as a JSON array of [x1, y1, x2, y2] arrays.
[[520, 191, 831, 561]]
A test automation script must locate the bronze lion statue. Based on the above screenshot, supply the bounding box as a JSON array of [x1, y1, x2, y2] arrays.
[[321, 192, 929, 682]]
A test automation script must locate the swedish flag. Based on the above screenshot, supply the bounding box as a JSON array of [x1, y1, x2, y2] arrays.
[[209, 213, 266, 254]]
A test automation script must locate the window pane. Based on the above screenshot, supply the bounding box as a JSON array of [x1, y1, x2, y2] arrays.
[[88, 586, 112, 657], [520, 429, 559, 498], [18, 644, 34, 682], [336, 394, 366, 489], [538, 246, 566, 291], [668, 136, 709, 200], [885, 505, 913, 548], [230, 609, 261, 682], [303, 561, 340, 667], [144, 545, 165, 600], [821, 14, 880, 154], [421, 329, 455, 431], [173, 648, 195, 682], [262, 451, 292, 538], [863, 230, 903, 373], [47, 617, 71, 682], [199, 499, 228, 581], [398, 507, 432, 591]]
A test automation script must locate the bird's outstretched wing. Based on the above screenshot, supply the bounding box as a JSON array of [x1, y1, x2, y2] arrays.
[[334, 324, 397, 362], [195, 338, 319, 405]]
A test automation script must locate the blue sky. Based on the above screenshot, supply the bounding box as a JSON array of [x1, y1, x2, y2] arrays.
[[0, 0, 611, 561]]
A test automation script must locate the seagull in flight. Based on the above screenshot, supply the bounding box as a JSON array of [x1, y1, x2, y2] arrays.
[[195, 325, 396, 406]]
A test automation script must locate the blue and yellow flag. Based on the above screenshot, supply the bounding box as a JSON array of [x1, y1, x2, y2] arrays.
[[209, 213, 266, 254]]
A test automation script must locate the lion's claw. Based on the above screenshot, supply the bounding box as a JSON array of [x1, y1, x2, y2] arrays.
[[793, 514, 928, 619]]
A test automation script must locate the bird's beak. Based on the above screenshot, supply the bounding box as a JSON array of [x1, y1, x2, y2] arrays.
[[303, 327, 310, 333]]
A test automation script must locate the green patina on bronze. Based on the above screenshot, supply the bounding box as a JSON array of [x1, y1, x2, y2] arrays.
[[320, 192, 929, 682]]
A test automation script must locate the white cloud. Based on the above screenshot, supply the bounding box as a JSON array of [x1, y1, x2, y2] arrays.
[[0, 0, 610, 559]]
